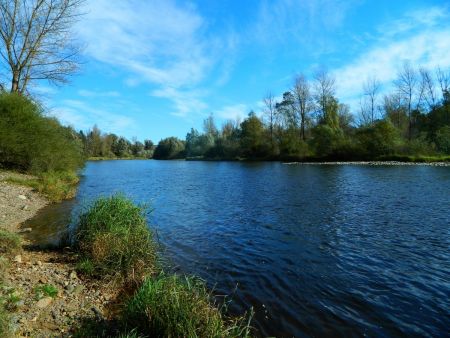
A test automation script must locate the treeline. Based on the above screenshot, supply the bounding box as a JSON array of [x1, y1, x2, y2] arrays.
[[154, 63, 450, 161], [77, 125, 154, 159]]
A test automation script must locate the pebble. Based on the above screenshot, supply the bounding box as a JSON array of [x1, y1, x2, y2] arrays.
[[19, 227, 32, 233], [18, 194, 27, 200], [36, 297, 53, 309], [14, 255, 22, 263]]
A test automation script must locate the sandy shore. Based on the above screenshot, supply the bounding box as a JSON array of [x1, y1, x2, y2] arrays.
[[0, 171, 115, 337]]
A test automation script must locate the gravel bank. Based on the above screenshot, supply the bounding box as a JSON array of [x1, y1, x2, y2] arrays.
[[284, 161, 450, 166], [0, 171, 48, 232]]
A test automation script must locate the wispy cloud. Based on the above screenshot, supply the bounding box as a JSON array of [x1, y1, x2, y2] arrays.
[[215, 103, 249, 120], [76, 0, 237, 118], [333, 6, 450, 107], [50, 99, 136, 134], [78, 89, 121, 98]]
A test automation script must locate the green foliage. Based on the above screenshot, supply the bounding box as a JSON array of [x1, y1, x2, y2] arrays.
[[5, 170, 79, 202], [0, 305, 11, 338], [435, 126, 450, 154], [74, 194, 157, 283], [0, 93, 84, 173], [0, 230, 21, 256], [153, 137, 185, 160], [311, 125, 344, 157], [34, 284, 58, 299], [123, 272, 253, 338], [356, 120, 399, 158], [240, 113, 269, 158]]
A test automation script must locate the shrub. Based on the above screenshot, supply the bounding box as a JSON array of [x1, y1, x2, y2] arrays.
[[123, 272, 253, 338], [0, 92, 84, 174], [435, 126, 450, 154], [153, 137, 185, 160], [0, 305, 11, 338], [74, 194, 157, 283]]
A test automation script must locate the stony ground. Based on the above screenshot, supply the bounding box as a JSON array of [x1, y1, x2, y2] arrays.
[[3, 249, 118, 337], [0, 172, 118, 337], [0, 171, 48, 232]]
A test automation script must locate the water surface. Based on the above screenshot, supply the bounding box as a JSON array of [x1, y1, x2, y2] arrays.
[[26, 160, 450, 337]]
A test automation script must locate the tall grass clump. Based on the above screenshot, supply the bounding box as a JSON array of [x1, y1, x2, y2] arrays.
[[122, 272, 253, 338], [0, 305, 11, 338], [74, 194, 157, 283]]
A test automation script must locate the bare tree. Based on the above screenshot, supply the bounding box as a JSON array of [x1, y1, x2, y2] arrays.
[[394, 62, 419, 139], [419, 67, 437, 110], [363, 76, 381, 124], [263, 91, 277, 148], [292, 74, 312, 140], [0, 0, 84, 94], [436, 67, 450, 98], [313, 68, 336, 122]]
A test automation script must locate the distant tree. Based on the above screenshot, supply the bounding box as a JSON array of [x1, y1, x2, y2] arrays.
[[292, 74, 313, 140], [0, 0, 84, 94], [263, 92, 277, 147], [313, 69, 336, 123], [144, 139, 154, 151], [276, 91, 296, 128], [240, 112, 267, 157], [153, 137, 185, 160], [363, 76, 381, 124]]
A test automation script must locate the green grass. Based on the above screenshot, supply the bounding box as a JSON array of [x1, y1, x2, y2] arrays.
[[377, 154, 450, 162], [74, 194, 157, 284], [0, 230, 21, 257], [5, 170, 79, 202], [34, 284, 58, 299], [0, 305, 11, 338], [122, 272, 253, 338]]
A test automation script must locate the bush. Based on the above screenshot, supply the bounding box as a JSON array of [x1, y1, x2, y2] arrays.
[[356, 120, 399, 157], [74, 194, 157, 283], [0, 93, 84, 173], [435, 126, 450, 154], [153, 137, 185, 160], [123, 272, 253, 338], [0, 305, 11, 338]]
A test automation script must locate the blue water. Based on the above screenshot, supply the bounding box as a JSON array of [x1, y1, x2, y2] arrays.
[[26, 160, 450, 337]]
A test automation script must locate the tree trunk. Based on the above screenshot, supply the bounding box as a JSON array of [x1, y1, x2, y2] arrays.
[[11, 71, 19, 93]]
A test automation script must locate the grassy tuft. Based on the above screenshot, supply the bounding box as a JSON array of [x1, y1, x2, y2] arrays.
[[5, 170, 79, 202], [0, 230, 21, 256], [74, 194, 157, 283], [34, 284, 58, 299], [0, 305, 11, 338], [122, 272, 253, 338]]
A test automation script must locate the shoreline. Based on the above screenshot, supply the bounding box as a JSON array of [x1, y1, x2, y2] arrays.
[[283, 161, 450, 166], [0, 172, 114, 337]]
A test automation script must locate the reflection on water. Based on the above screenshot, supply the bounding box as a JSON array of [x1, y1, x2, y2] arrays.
[[25, 160, 450, 337]]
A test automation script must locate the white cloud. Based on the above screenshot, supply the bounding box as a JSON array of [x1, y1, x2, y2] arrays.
[[215, 104, 249, 120], [78, 89, 120, 98], [50, 99, 136, 134], [76, 0, 238, 118], [333, 6, 450, 108]]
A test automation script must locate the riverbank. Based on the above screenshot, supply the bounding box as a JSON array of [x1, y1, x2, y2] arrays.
[[284, 161, 450, 166], [0, 172, 115, 337]]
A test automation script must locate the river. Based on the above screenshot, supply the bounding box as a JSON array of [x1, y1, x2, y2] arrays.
[[24, 160, 450, 337]]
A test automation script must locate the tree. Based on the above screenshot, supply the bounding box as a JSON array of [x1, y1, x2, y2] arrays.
[[313, 68, 336, 123], [240, 112, 267, 157], [292, 74, 312, 140], [275, 91, 296, 128], [0, 0, 84, 94], [262, 91, 276, 147], [363, 76, 381, 124]]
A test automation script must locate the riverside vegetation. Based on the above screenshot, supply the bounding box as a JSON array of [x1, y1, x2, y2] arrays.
[[0, 195, 253, 337], [153, 64, 450, 162]]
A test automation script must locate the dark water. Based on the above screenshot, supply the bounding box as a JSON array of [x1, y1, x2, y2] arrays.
[[25, 160, 450, 337]]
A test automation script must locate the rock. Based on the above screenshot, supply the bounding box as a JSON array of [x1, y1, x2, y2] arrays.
[[73, 285, 85, 296], [18, 194, 27, 200], [69, 270, 78, 279], [36, 297, 53, 309], [14, 255, 22, 263], [21, 205, 29, 210], [65, 285, 75, 293], [18, 227, 32, 233], [37, 260, 42, 266]]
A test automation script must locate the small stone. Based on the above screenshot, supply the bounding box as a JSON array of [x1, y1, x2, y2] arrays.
[[37, 260, 42, 266], [69, 270, 78, 279], [36, 297, 53, 309], [14, 255, 22, 263], [18, 194, 27, 200], [65, 284, 74, 293], [18, 227, 32, 233], [73, 285, 85, 296], [21, 205, 29, 210]]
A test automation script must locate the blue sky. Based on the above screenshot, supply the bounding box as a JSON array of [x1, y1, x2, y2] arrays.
[[37, 0, 450, 142]]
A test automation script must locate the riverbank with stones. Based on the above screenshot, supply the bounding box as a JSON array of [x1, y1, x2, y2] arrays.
[[0, 170, 116, 337], [284, 161, 450, 166]]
